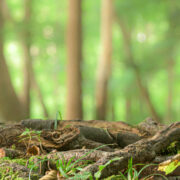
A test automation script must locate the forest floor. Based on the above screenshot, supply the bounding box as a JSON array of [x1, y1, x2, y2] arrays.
[[0, 118, 180, 179]]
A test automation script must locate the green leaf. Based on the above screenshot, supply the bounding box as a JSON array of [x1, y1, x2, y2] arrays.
[[164, 161, 180, 175], [119, 172, 127, 180], [59, 166, 69, 178], [99, 165, 106, 171], [94, 171, 102, 179], [66, 156, 76, 170], [137, 163, 157, 176]]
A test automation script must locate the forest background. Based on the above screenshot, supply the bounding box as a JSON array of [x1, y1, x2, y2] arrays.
[[0, 0, 179, 124]]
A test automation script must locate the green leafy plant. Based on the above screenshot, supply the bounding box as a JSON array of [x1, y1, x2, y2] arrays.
[[94, 157, 122, 179], [162, 160, 180, 175], [19, 128, 42, 148], [0, 166, 22, 180], [56, 144, 113, 179], [56, 154, 93, 179], [158, 154, 180, 175], [28, 156, 48, 180], [0, 157, 27, 166], [54, 111, 63, 129], [118, 157, 168, 180]]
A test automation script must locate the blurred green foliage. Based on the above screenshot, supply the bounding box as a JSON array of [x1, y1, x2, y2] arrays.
[[3, 0, 180, 124]]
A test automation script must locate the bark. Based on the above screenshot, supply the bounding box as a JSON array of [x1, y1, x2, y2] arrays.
[[0, 160, 41, 179], [95, 0, 113, 120], [21, 0, 49, 118], [20, 0, 32, 118], [114, 14, 161, 123], [166, 58, 174, 123], [21, 119, 144, 135], [31, 75, 49, 117], [82, 122, 180, 178], [111, 101, 115, 121], [125, 95, 131, 122], [39, 170, 58, 180], [0, 118, 165, 153], [0, 124, 115, 152], [46, 149, 109, 166], [21, 119, 143, 148], [165, 0, 179, 123], [0, 3, 25, 122], [66, 0, 83, 120], [1, 119, 179, 179], [0, 148, 22, 158]]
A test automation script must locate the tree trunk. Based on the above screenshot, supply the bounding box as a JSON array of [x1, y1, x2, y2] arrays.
[[20, 0, 32, 118], [66, 0, 83, 120], [165, 0, 179, 123], [95, 0, 113, 120], [0, 4, 25, 122], [31, 75, 49, 118], [125, 95, 131, 122], [166, 58, 174, 123], [114, 14, 161, 123]]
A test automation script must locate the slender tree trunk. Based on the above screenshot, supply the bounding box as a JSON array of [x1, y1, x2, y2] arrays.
[[1, 0, 48, 119], [66, 0, 83, 120], [125, 95, 131, 122], [31, 74, 49, 118], [21, 0, 49, 118], [165, 0, 177, 123], [111, 100, 115, 121], [114, 14, 161, 123], [135, 72, 161, 122], [165, 0, 179, 123], [166, 58, 174, 122], [20, 0, 32, 118], [0, 4, 25, 122], [95, 0, 113, 120]]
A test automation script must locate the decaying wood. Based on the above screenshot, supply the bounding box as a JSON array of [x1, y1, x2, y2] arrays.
[[20, 119, 144, 148], [81, 122, 180, 178], [39, 170, 58, 180], [21, 117, 166, 136], [0, 125, 24, 147], [31, 149, 111, 176], [0, 160, 42, 179], [0, 125, 115, 153], [0, 148, 23, 158], [153, 155, 175, 164], [21, 119, 55, 130], [138, 117, 165, 136], [0, 124, 143, 154], [21, 119, 142, 135], [47, 149, 109, 163], [0, 119, 179, 179]]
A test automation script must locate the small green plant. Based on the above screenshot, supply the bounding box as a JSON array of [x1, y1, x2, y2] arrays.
[[0, 166, 22, 180], [28, 156, 49, 180], [27, 156, 40, 171], [56, 154, 93, 179], [19, 128, 42, 148], [54, 111, 63, 129], [118, 157, 168, 180], [0, 157, 27, 166], [94, 157, 122, 180], [56, 144, 113, 179], [21, 128, 41, 140]]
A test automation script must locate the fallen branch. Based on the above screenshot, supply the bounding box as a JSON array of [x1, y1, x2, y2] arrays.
[[81, 122, 180, 178]]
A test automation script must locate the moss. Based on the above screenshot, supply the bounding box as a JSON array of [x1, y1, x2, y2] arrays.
[[0, 165, 22, 180], [0, 157, 27, 166], [160, 141, 180, 155]]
